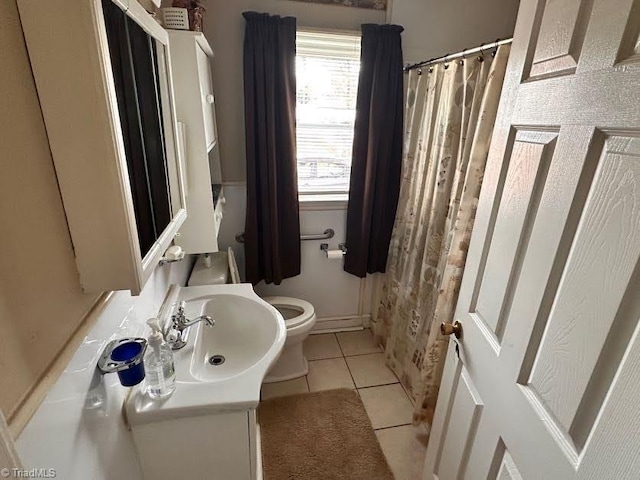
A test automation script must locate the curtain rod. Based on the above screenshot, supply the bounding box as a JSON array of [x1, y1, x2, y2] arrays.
[[404, 38, 513, 72]]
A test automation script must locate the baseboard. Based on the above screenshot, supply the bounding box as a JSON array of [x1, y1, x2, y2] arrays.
[[311, 315, 366, 334]]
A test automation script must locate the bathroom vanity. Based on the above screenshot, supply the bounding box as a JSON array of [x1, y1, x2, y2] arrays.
[[129, 407, 261, 479], [125, 284, 286, 480]]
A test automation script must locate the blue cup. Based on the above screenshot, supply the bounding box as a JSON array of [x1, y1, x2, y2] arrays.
[[110, 341, 146, 387]]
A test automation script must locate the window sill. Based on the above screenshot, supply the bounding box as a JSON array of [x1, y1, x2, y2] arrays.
[[299, 193, 348, 211]]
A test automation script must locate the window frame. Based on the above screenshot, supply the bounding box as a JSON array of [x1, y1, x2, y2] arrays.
[[295, 27, 361, 205]]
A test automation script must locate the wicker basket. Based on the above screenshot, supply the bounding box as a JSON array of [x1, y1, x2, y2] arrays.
[[162, 7, 190, 30]]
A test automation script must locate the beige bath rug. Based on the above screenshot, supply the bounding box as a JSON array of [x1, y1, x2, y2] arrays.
[[258, 388, 394, 480]]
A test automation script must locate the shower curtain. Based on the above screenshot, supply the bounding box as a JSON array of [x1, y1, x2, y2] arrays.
[[371, 44, 510, 427]]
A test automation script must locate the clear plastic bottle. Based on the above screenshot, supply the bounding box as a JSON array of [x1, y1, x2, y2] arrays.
[[144, 318, 176, 399]]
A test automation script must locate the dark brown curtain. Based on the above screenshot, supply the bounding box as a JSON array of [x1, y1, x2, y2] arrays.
[[344, 24, 404, 278], [243, 12, 300, 285]]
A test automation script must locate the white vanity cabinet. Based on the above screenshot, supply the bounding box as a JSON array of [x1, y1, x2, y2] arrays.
[[126, 283, 283, 479], [18, 0, 187, 294], [130, 407, 262, 480], [168, 32, 225, 254]]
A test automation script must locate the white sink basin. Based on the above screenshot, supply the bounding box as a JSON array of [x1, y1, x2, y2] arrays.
[[190, 293, 282, 382], [126, 284, 286, 425]]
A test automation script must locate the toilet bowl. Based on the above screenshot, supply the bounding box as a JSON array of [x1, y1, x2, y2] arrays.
[[260, 296, 316, 383], [188, 251, 317, 383]]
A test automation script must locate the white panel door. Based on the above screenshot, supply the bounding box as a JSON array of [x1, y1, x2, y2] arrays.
[[424, 0, 640, 478]]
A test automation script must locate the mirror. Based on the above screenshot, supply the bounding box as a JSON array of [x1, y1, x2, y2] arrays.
[[102, 0, 177, 257]]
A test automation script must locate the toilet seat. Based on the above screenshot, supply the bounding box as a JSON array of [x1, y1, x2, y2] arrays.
[[262, 296, 315, 330]]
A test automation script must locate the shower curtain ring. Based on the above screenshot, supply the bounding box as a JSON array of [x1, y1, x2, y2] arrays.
[[491, 39, 499, 57]]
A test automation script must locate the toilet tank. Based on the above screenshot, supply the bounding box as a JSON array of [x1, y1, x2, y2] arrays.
[[188, 252, 229, 286]]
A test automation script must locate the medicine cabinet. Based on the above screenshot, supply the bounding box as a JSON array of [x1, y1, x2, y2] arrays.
[[18, 0, 187, 294], [168, 31, 225, 254]]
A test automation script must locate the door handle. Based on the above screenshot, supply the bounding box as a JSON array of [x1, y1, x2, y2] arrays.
[[440, 321, 462, 339]]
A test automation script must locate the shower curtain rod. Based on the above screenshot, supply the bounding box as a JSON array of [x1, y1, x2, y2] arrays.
[[404, 37, 513, 72]]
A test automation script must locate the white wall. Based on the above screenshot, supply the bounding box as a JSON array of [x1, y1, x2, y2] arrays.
[[255, 207, 360, 320], [219, 186, 374, 330], [0, 0, 100, 421], [16, 259, 193, 480], [390, 0, 520, 63]]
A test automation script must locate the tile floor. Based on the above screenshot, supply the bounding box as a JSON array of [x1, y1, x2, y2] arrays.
[[260, 329, 429, 480]]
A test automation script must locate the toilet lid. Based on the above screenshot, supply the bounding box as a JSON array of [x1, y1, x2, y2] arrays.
[[262, 296, 315, 329]]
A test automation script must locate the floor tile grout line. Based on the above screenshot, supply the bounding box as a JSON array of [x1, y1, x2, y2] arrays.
[[357, 382, 414, 432], [343, 350, 385, 358], [344, 346, 402, 389], [373, 422, 413, 431], [396, 379, 416, 407], [306, 349, 384, 361], [343, 350, 360, 390], [355, 380, 400, 390], [337, 329, 385, 358], [335, 332, 347, 358], [305, 330, 411, 405], [336, 338, 357, 389], [304, 333, 343, 358], [306, 354, 345, 362], [358, 383, 408, 392], [343, 332, 398, 390], [305, 339, 356, 391], [383, 362, 402, 386], [359, 381, 415, 408]]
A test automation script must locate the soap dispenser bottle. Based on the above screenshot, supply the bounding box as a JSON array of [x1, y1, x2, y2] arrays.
[[144, 318, 176, 399]]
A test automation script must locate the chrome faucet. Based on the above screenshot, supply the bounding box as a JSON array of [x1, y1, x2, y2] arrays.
[[167, 301, 215, 350], [179, 315, 215, 328]]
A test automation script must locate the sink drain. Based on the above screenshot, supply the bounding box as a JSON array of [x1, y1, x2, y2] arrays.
[[208, 355, 226, 366]]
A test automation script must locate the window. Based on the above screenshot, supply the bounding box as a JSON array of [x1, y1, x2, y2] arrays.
[[296, 30, 361, 195]]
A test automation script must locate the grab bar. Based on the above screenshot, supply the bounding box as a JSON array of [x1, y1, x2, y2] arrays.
[[235, 228, 335, 244]]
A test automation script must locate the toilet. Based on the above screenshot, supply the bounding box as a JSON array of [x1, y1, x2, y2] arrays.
[[188, 250, 317, 383]]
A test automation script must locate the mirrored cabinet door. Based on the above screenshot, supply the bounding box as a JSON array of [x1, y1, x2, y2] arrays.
[[103, 0, 173, 257], [18, 0, 187, 293]]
